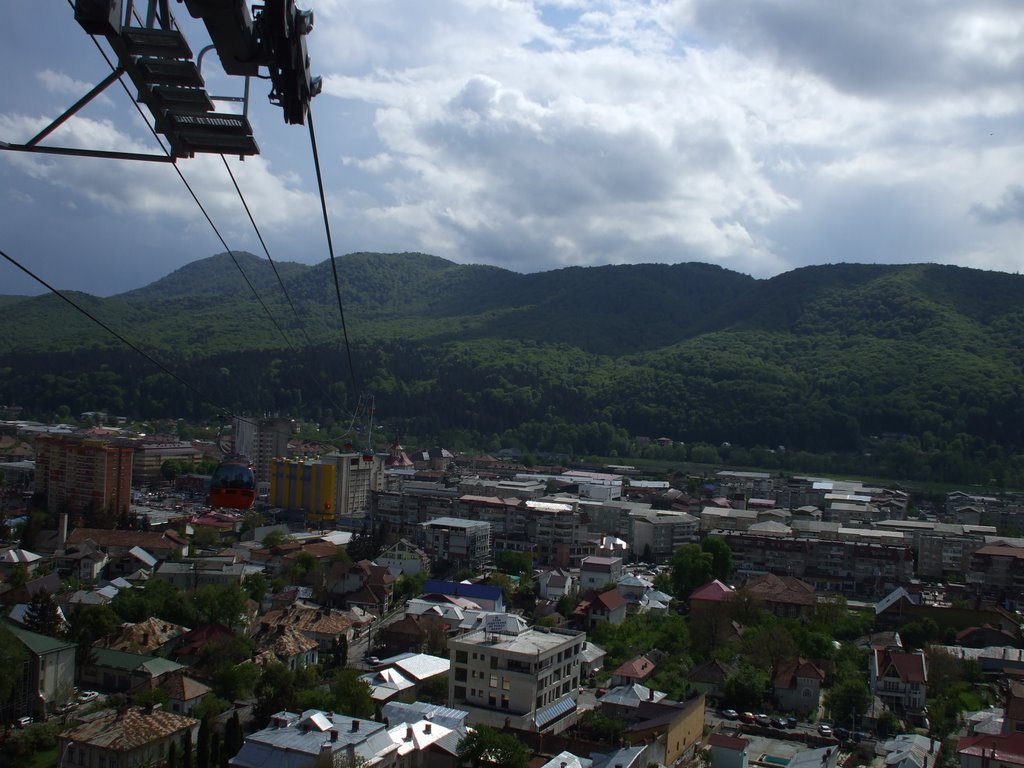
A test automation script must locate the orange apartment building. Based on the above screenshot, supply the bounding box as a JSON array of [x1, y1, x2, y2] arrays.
[[35, 434, 133, 518]]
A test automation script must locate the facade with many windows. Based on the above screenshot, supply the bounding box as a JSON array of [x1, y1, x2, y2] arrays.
[[448, 615, 584, 733]]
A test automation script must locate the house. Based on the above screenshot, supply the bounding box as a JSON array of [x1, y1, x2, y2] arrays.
[[579, 556, 624, 592], [1007, 680, 1024, 735], [688, 580, 735, 615], [882, 734, 942, 768], [65, 528, 187, 568], [598, 684, 667, 710], [376, 538, 431, 577], [157, 671, 212, 716], [773, 658, 825, 714], [580, 642, 607, 679], [380, 614, 432, 655], [958, 733, 1024, 768], [576, 589, 628, 629], [4, 623, 77, 721], [538, 568, 575, 601], [53, 539, 109, 580], [80, 648, 186, 693], [252, 625, 320, 670], [57, 706, 199, 768], [687, 659, 735, 699], [611, 655, 657, 687], [229, 710, 395, 768], [616, 693, 706, 766], [95, 617, 188, 656], [0, 547, 43, 577], [708, 732, 749, 768], [170, 623, 238, 666], [258, 603, 355, 651], [422, 580, 504, 612], [742, 573, 816, 618], [870, 648, 928, 715]]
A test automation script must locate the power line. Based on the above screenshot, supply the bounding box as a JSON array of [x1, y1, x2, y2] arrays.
[[0, 246, 250, 425], [307, 105, 358, 398]]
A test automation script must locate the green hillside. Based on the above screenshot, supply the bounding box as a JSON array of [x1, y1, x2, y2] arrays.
[[2, 253, 1023, 485]]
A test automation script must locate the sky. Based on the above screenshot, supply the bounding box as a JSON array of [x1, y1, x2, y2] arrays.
[[1, 0, 1022, 296]]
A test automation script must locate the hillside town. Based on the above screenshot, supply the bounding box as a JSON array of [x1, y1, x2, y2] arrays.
[[2, 416, 1024, 768]]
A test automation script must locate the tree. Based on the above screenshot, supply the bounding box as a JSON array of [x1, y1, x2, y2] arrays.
[[457, 725, 529, 768], [723, 664, 769, 709], [194, 584, 248, 629], [0, 624, 28, 703], [184, 726, 194, 768], [197, 716, 211, 768], [826, 675, 870, 727], [242, 572, 268, 604], [701, 536, 733, 580], [254, 663, 297, 725], [670, 544, 713, 599], [330, 668, 375, 719], [168, 739, 178, 768], [23, 589, 62, 636], [223, 711, 243, 765]]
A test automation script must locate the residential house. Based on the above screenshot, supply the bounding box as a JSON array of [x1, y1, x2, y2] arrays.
[[158, 671, 212, 716], [958, 733, 1024, 768], [576, 589, 628, 629], [611, 655, 657, 687], [4, 623, 77, 721], [773, 658, 825, 714], [64, 528, 186, 567], [708, 732, 749, 768], [258, 603, 355, 651], [95, 617, 187, 656], [579, 556, 624, 592], [376, 538, 431, 577], [53, 539, 109, 580], [742, 573, 816, 618], [229, 710, 395, 768], [538, 569, 575, 601], [252, 625, 320, 670], [170, 623, 238, 666], [81, 648, 186, 693], [688, 659, 735, 700], [688, 580, 735, 615], [422, 580, 504, 612], [58, 706, 199, 768], [329, 559, 395, 614], [380, 615, 432, 655], [580, 642, 607, 680], [870, 648, 928, 715]]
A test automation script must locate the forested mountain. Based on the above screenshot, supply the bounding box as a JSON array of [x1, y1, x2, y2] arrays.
[[2, 252, 1023, 485]]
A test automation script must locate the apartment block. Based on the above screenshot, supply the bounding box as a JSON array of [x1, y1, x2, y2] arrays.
[[35, 433, 133, 518], [448, 615, 584, 733]]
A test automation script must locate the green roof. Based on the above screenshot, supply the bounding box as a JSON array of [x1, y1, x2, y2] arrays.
[[6, 622, 77, 655], [92, 647, 181, 673]]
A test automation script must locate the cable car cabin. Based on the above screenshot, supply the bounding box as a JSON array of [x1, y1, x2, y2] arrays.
[[208, 459, 256, 509]]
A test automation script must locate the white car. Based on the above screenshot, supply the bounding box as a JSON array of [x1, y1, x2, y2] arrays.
[[78, 690, 100, 704], [818, 724, 833, 737]]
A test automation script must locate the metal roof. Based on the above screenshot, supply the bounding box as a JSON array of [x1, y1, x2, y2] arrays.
[[535, 695, 577, 728]]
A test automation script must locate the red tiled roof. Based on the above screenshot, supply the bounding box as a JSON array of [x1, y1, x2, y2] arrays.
[[875, 648, 927, 684], [593, 589, 628, 611], [613, 655, 655, 680], [709, 733, 748, 750], [958, 734, 1024, 766], [689, 580, 734, 602]]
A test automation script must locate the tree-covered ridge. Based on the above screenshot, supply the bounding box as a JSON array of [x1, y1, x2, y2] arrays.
[[2, 253, 1024, 483]]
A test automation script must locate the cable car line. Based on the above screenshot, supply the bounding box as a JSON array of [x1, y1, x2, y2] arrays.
[[306, 106, 358, 399], [0, 246, 253, 428], [218, 154, 354, 419]]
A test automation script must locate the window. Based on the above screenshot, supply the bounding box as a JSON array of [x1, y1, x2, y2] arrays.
[[455, 668, 467, 682], [489, 693, 497, 707], [490, 674, 498, 688], [454, 686, 466, 700], [501, 694, 510, 709], [456, 651, 468, 664], [502, 678, 510, 691], [490, 656, 498, 669]]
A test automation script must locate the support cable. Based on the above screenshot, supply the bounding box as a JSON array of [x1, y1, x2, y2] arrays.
[[0, 246, 250, 424], [306, 106, 358, 397]]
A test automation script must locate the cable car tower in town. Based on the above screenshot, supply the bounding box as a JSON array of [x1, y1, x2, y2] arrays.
[[0, 0, 321, 162]]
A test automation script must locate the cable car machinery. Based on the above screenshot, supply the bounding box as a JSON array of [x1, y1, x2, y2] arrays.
[[0, 0, 321, 161]]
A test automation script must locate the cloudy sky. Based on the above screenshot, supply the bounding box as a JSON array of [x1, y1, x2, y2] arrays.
[[1, 0, 1022, 296]]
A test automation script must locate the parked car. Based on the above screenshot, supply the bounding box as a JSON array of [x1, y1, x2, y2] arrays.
[[16, 716, 33, 728], [755, 714, 771, 727], [721, 709, 739, 720], [835, 727, 851, 740], [818, 723, 833, 737], [771, 716, 788, 728], [77, 691, 99, 704], [853, 731, 868, 742], [740, 712, 756, 724], [786, 716, 798, 728]]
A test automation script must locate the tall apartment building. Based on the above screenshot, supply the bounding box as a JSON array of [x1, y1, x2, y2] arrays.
[[269, 458, 337, 527], [419, 517, 492, 570], [321, 451, 385, 520], [236, 417, 293, 487], [129, 439, 203, 486], [527, 500, 591, 567], [448, 615, 584, 733], [34, 433, 133, 518]]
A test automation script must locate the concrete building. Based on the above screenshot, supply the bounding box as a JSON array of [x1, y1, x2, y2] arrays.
[[58, 706, 199, 768], [322, 450, 386, 520], [5, 623, 77, 722], [129, 439, 203, 486], [269, 458, 338, 527], [230, 710, 394, 768], [579, 556, 623, 592], [35, 433, 133, 519], [448, 615, 584, 733], [419, 517, 492, 571]]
